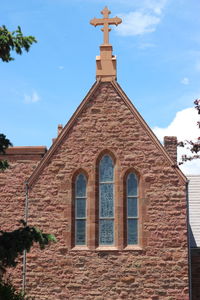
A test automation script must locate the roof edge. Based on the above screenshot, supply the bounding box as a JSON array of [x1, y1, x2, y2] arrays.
[[27, 81, 101, 187], [3, 146, 47, 155], [111, 80, 187, 184], [27, 79, 187, 187]]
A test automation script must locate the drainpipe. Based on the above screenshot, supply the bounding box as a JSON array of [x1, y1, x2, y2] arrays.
[[186, 180, 192, 300], [22, 181, 29, 294]]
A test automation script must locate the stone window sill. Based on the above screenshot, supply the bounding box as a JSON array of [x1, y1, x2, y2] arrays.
[[70, 245, 143, 251], [123, 245, 143, 251], [95, 246, 118, 251]]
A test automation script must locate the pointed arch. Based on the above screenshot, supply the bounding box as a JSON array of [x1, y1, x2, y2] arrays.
[[124, 168, 140, 246], [96, 150, 116, 246], [72, 169, 88, 246]]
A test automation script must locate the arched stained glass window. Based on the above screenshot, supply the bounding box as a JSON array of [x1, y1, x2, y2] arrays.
[[99, 155, 114, 245], [126, 173, 138, 245], [75, 174, 87, 245]]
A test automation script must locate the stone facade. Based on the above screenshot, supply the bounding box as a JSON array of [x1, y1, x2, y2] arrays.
[[164, 136, 177, 163], [0, 82, 190, 299], [0, 147, 46, 286]]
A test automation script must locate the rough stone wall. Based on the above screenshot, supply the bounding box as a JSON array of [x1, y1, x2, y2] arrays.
[[164, 136, 177, 163], [0, 149, 45, 287], [25, 82, 189, 300]]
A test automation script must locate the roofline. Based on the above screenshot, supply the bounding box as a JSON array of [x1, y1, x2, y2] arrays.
[[27, 79, 187, 187], [27, 81, 101, 187], [111, 80, 187, 184], [2, 146, 47, 155]]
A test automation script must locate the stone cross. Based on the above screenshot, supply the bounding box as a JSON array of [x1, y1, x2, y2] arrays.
[[90, 7, 122, 45]]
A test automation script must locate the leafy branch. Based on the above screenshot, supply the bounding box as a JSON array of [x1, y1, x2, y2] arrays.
[[0, 134, 12, 171], [0, 25, 37, 62], [178, 99, 200, 164], [0, 220, 56, 272], [0, 278, 33, 300]]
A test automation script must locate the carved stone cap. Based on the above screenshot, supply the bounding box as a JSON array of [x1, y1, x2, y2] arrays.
[[90, 7, 122, 82]]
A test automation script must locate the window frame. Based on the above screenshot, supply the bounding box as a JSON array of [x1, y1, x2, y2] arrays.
[[75, 173, 87, 246], [70, 157, 143, 251], [99, 154, 115, 246], [126, 172, 139, 246], [71, 170, 89, 250], [123, 169, 142, 250]]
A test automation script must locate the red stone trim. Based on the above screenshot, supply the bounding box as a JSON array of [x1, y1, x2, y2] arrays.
[[122, 168, 144, 249], [111, 80, 187, 184], [2, 146, 47, 155], [27, 81, 100, 187], [0, 146, 47, 161], [70, 169, 89, 249], [95, 150, 118, 248], [27, 80, 187, 188], [95, 246, 118, 251]]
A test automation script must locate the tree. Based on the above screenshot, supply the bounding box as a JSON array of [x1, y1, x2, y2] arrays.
[[0, 26, 55, 299], [0, 25, 37, 62], [0, 134, 12, 171], [0, 221, 56, 300], [179, 99, 200, 164], [0, 23, 37, 167]]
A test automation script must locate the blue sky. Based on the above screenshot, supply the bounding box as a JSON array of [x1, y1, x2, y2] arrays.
[[1, 0, 200, 173]]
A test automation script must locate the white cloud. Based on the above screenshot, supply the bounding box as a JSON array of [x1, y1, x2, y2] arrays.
[[116, 11, 160, 36], [115, 0, 168, 36], [58, 66, 64, 70], [143, 0, 168, 15], [24, 91, 40, 104], [153, 107, 200, 175], [181, 77, 189, 85]]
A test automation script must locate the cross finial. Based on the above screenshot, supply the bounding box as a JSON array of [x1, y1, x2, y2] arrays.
[[101, 6, 111, 18], [90, 7, 122, 45]]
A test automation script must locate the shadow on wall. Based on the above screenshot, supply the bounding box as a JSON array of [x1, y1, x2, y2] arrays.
[[189, 225, 197, 248]]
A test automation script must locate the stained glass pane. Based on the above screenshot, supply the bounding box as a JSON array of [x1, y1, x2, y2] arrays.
[[99, 219, 114, 245], [128, 197, 137, 217], [76, 199, 86, 218], [127, 173, 138, 196], [128, 219, 138, 245], [76, 220, 86, 245], [100, 155, 114, 182], [100, 183, 114, 217], [76, 174, 86, 197]]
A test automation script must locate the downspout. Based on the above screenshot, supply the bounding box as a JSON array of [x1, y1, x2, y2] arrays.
[[186, 180, 192, 300], [22, 181, 29, 294]]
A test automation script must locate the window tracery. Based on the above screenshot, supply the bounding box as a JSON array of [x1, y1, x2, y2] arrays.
[[99, 155, 114, 245], [75, 173, 87, 245]]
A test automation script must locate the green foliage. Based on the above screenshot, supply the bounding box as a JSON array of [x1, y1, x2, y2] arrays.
[[0, 160, 9, 171], [0, 134, 12, 171], [0, 25, 37, 62], [0, 24, 54, 299], [0, 220, 56, 272], [0, 221, 56, 299], [0, 279, 27, 300], [0, 134, 12, 154]]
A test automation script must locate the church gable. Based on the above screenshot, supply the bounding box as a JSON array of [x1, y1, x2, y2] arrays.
[[27, 80, 188, 246], [28, 80, 186, 188], [10, 7, 189, 299], [25, 79, 189, 299]]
